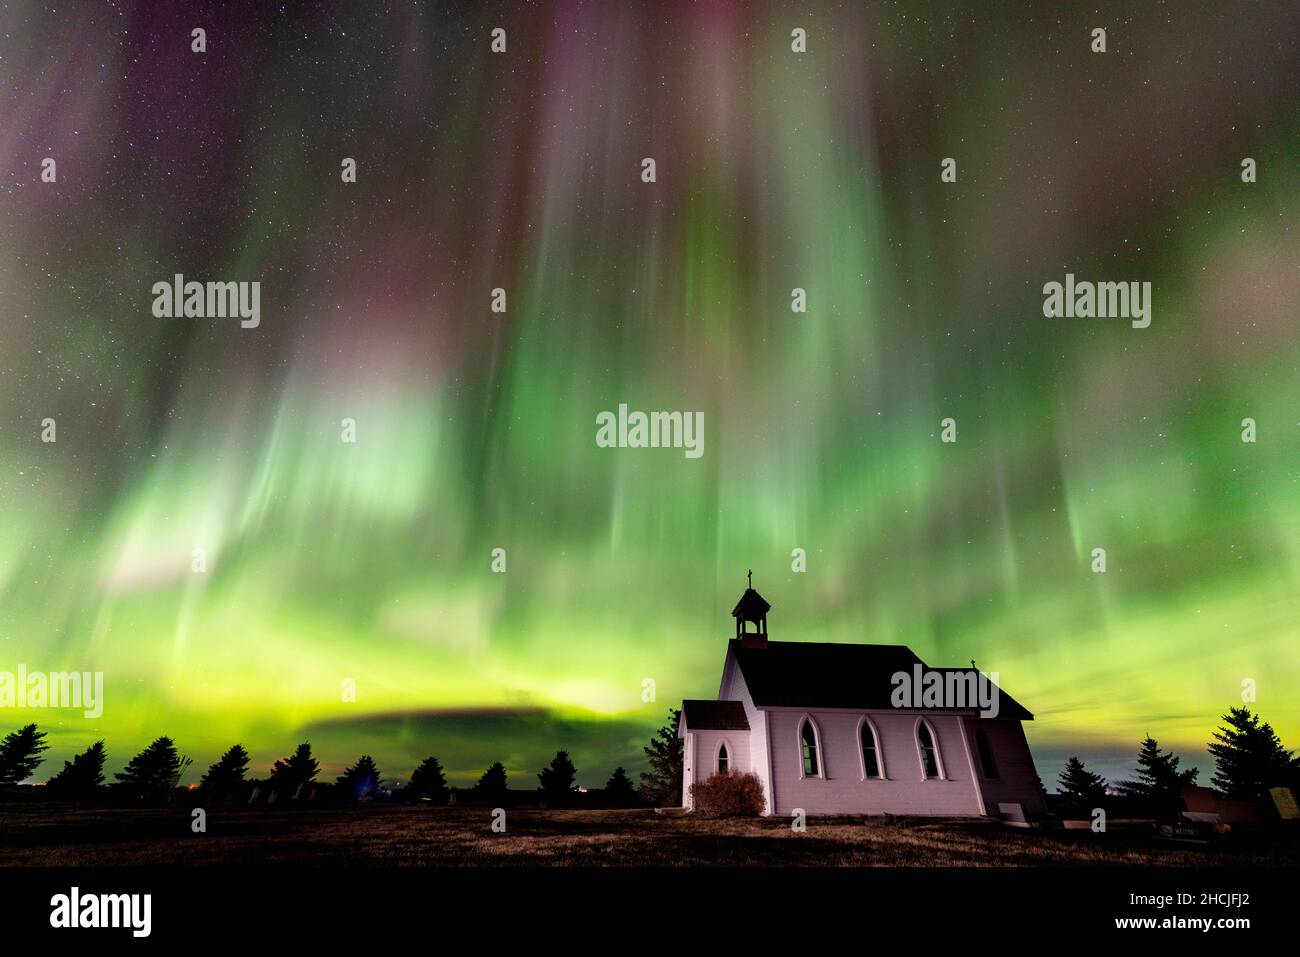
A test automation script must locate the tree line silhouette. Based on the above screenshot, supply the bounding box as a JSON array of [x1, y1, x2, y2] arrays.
[[0, 721, 664, 808], [1055, 706, 1300, 817], [14, 706, 1285, 817]]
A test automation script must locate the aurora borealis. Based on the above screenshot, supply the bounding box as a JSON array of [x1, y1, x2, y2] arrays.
[[1, 0, 1298, 791]]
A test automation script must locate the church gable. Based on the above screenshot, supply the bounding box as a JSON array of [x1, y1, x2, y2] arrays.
[[717, 641, 745, 700]]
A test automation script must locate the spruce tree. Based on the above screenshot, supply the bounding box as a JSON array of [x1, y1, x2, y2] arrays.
[[0, 723, 49, 785], [268, 742, 320, 799], [199, 744, 251, 800], [114, 736, 183, 803], [537, 750, 577, 805], [604, 766, 637, 807], [1057, 756, 1107, 807], [409, 756, 449, 802], [1208, 707, 1294, 800], [45, 741, 106, 800], [336, 755, 382, 800], [1117, 736, 1197, 810], [475, 761, 508, 799], [638, 708, 683, 806]]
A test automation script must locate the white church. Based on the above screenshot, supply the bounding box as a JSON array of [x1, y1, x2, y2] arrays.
[[679, 580, 1048, 819]]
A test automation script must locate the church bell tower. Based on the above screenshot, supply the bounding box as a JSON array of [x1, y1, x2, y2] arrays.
[[732, 570, 771, 649]]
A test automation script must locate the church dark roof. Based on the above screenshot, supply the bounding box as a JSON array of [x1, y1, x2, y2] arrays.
[[731, 588, 771, 619], [682, 699, 750, 731], [727, 639, 1033, 720]]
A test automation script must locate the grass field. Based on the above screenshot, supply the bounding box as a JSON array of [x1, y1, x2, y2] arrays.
[[2, 804, 1297, 866]]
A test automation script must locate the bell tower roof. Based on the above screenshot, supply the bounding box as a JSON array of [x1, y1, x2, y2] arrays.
[[731, 589, 771, 620], [731, 570, 770, 646]]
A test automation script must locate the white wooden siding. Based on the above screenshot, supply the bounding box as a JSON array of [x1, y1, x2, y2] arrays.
[[765, 708, 986, 816], [682, 728, 751, 810]]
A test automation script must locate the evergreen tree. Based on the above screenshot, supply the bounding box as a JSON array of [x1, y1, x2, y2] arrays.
[[475, 761, 509, 799], [268, 742, 320, 798], [45, 741, 106, 800], [1116, 735, 1197, 810], [639, 708, 683, 806], [114, 736, 183, 803], [336, 755, 382, 800], [408, 756, 449, 802], [604, 766, 637, 807], [537, 750, 577, 805], [199, 744, 251, 800], [1056, 756, 1107, 806], [1208, 707, 1295, 800], [0, 724, 49, 785]]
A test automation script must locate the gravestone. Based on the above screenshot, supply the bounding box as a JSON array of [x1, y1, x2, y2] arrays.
[[998, 802, 1029, 827], [1180, 785, 1221, 823], [1216, 799, 1259, 825], [1268, 787, 1298, 820]]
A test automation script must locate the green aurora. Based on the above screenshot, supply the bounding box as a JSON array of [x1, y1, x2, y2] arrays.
[[0, 1, 1298, 788]]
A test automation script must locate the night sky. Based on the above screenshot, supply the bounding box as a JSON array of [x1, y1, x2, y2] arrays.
[[1, 0, 1298, 789]]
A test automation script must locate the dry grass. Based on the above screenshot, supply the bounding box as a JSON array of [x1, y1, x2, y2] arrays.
[[2, 804, 1296, 866]]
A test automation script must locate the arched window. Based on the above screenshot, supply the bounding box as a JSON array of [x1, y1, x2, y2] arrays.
[[717, 743, 729, 774], [917, 721, 940, 779], [975, 728, 997, 779], [860, 720, 881, 779], [800, 720, 820, 777]]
